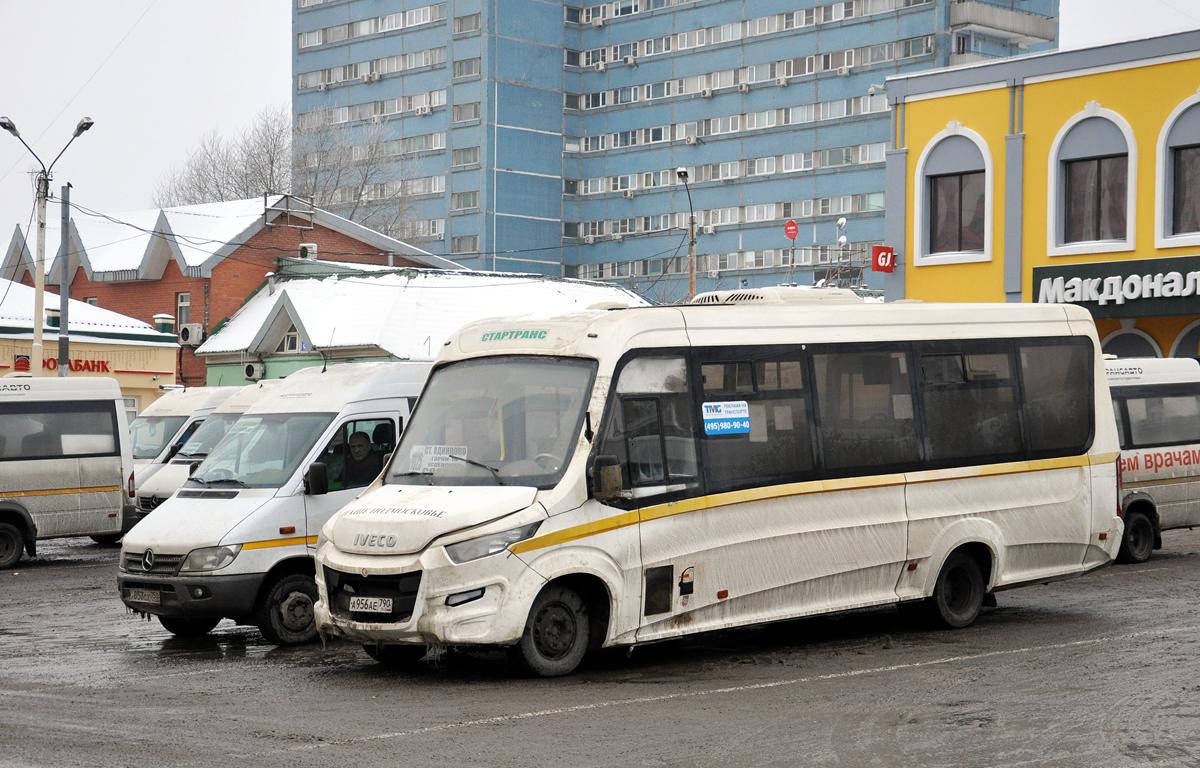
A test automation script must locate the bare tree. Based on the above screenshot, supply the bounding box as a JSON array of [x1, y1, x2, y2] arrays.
[[153, 106, 424, 242]]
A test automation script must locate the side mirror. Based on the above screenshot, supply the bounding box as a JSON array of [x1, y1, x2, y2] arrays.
[[167, 443, 182, 460], [306, 462, 329, 496], [188, 462, 200, 477], [591, 455, 623, 502]]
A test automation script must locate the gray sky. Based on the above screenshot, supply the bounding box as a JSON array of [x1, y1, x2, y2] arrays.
[[0, 0, 1194, 235]]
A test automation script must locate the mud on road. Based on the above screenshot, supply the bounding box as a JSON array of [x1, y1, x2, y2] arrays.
[[3, 532, 1200, 768]]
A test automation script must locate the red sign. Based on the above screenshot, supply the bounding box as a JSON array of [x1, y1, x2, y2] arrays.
[[871, 245, 896, 273], [43, 358, 112, 372], [784, 220, 799, 240], [13, 354, 30, 372]]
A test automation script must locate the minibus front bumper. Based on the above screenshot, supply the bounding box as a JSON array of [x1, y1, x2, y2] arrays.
[[118, 570, 265, 620]]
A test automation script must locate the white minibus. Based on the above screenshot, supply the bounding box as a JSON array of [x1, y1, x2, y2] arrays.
[[312, 289, 1123, 676], [0, 376, 134, 568], [118, 362, 430, 644], [133, 379, 280, 523], [128, 386, 239, 489], [1106, 357, 1200, 563]]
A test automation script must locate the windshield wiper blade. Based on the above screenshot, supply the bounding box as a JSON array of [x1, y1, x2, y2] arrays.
[[185, 476, 209, 487], [445, 454, 505, 485], [206, 478, 248, 488]]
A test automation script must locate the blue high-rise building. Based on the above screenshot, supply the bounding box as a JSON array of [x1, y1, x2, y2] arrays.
[[294, 0, 1057, 302]]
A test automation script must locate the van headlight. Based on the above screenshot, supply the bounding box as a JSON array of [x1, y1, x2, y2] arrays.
[[444, 522, 541, 564], [179, 544, 242, 573]]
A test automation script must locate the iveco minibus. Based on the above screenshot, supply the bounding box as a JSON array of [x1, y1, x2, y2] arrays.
[[312, 289, 1123, 676], [1107, 357, 1200, 563], [0, 376, 134, 568], [118, 362, 429, 644]]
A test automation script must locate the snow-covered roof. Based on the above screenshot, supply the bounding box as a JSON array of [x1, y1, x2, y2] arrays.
[[197, 269, 649, 360], [0, 278, 178, 346], [0, 194, 459, 283]]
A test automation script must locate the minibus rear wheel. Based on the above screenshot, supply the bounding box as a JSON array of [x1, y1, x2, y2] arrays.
[[0, 522, 23, 570], [1117, 511, 1154, 564], [159, 616, 221, 637], [90, 534, 121, 547], [509, 584, 590, 677], [929, 550, 985, 629], [255, 573, 318, 646]]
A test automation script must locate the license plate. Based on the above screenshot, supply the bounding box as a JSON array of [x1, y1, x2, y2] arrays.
[[128, 588, 161, 605], [349, 596, 392, 614]]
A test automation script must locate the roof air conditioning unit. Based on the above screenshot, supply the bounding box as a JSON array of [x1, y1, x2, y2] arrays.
[[700, 88, 713, 98], [684, 135, 698, 145], [622, 189, 635, 199], [178, 323, 206, 347], [415, 105, 432, 115], [591, 16, 604, 27], [622, 55, 636, 66], [702, 224, 715, 235], [775, 76, 788, 87], [738, 82, 749, 93], [594, 61, 606, 72], [584, 235, 596, 244], [298, 242, 318, 259], [244, 362, 265, 381], [837, 65, 850, 77], [370, 72, 381, 82], [316, 82, 328, 91]]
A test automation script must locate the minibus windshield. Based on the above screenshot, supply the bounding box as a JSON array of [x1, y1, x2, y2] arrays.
[[388, 356, 597, 489], [187, 413, 334, 489], [129, 415, 188, 460], [176, 413, 240, 460]]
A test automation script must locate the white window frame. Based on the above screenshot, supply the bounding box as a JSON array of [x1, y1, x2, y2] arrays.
[[1047, 102, 1137, 257], [1155, 93, 1200, 249], [912, 120, 994, 267]]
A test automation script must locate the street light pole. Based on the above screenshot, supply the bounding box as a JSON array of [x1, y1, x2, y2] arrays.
[[0, 116, 94, 377], [58, 183, 72, 376], [676, 167, 697, 301]]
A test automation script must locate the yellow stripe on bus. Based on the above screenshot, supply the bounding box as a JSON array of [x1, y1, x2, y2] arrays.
[[0, 485, 120, 499], [241, 535, 318, 550], [510, 453, 1109, 555]]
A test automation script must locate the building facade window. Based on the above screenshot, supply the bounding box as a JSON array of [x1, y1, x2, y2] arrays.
[[453, 13, 480, 33], [451, 191, 478, 210], [1158, 99, 1200, 246], [176, 293, 191, 326], [453, 58, 481, 78], [1048, 104, 1136, 256], [451, 235, 479, 253], [913, 124, 992, 266], [453, 102, 480, 122], [452, 147, 479, 166], [86, 297, 98, 306]]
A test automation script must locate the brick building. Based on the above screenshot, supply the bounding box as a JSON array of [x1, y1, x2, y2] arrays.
[[1, 195, 461, 386]]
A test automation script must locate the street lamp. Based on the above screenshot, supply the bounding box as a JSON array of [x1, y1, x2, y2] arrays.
[[676, 167, 697, 301], [0, 116, 94, 376]]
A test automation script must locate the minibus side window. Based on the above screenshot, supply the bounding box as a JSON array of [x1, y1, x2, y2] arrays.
[[918, 344, 1023, 466], [319, 418, 395, 490], [813, 347, 921, 475], [0, 401, 119, 460], [698, 350, 816, 493], [600, 355, 699, 496], [1018, 339, 1093, 456], [1123, 389, 1200, 448]]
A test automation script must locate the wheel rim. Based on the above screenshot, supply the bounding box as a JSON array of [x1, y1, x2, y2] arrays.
[[1128, 517, 1153, 559], [278, 590, 315, 632], [531, 600, 577, 660], [943, 566, 974, 616]]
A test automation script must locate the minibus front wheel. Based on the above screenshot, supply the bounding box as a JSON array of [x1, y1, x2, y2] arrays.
[[255, 572, 318, 646], [159, 616, 221, 637], [509, 583, 590, 677]]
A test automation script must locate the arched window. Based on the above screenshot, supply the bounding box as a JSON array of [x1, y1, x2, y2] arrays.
[[1156, 97, 1200, 247], [1048, 103, 1137, 257], [1101, 329, 1161, 359], [913, 122, 993, 266]]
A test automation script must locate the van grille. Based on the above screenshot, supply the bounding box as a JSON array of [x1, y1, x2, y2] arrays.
[[138, 495, 162, 512], [324, 567, 422, 624], [123, 552, 184, 575]]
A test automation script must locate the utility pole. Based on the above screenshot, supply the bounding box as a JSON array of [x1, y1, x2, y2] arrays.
[[57, 183, 71, 376], [676, 167, 696, 301]]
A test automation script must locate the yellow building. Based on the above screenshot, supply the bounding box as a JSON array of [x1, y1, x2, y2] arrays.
[[884, 29, 1200, 358], [0, 279, 178, 416]]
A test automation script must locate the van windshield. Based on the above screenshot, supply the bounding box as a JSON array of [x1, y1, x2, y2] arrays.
[[388, 356, 597, 489], [176, 413, 241, 460], [187, 413, 334, 489], [129, 415, 187, 460]]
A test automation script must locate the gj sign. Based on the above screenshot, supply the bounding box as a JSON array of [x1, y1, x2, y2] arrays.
[[1033, 255, 1200, 319], [871, 245, 895, 273]]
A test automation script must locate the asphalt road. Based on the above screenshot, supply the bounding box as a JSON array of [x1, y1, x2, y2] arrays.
[[3, 531, 1200, 768]]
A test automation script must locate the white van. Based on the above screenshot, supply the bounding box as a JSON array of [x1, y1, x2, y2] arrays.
[[133, 380, 280, 523], [118, 362, 430, 644], [0, 376, 134, 568], [312, 290, 1122, 676], [128, 386, 239, 489], [1106, 357, 1200, 563]]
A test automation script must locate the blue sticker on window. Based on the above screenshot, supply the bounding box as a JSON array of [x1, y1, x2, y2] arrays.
[[702, 401, 750, 436]]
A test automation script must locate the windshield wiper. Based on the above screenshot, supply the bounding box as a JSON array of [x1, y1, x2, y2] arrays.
[[205, 478, 248, 488], [445, 454, 505, 485], [185, 476, 209, 487]]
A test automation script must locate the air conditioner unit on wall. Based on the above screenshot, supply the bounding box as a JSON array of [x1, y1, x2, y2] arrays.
[[245, 362, 265, 381], [369, 72, 381, 82], [623, 189, 634, 199], [415, 105, 432, 115], [178, 323, 206, 347], [372, 114, 383, 124], [434, 231, 444, 240], [594, 61, 606, 72], [738, 82, 749, 93], [317, 82, 328, 91], [776, 76, 788, 87], [612, 233, 623, 241], [837, 65, 850, 77], [622, 55, 636, 66], [684, 135, 698, 145], [298, 243, 318, 259], [702, 224, 715, 235], [700, 88, 713, 98], [591, 16, 604, 27], [361, 73, 372, 83], [584, 235, 596, 244]]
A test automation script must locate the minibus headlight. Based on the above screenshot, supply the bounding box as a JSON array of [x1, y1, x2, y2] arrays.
[[179, 544, 243, 573], [444, 522, 541, 564]]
